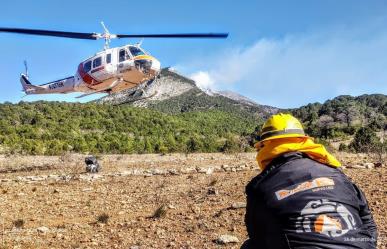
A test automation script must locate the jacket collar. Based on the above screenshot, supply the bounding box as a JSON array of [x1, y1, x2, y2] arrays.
[[247, 152, 305, 192]]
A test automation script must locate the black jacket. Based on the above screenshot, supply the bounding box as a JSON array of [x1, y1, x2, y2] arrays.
[[243, 152, 377, 249]]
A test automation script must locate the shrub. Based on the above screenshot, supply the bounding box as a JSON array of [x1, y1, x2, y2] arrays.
[[13, 219, 25, 228], [97, 213, 109, 224], [338, 143, 348, 152], [152, 205, 167, 219], [349, 127, 380, 153]]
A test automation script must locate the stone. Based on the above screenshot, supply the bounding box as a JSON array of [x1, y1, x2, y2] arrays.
[[349, 165, 366, 169], [230, 202, 246, 209], [37, 226, 49, 234], [168, 169, 180, 175], [180, 167, 196, 174], [206, 167, 214, 175], [362, 162, 374, 169], [207, 187, 218, 195], [374, 162, 382, 168], [216, 234, 239, 244]]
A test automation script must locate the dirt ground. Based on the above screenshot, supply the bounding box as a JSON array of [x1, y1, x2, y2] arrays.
[[0, 152, 385, 249]]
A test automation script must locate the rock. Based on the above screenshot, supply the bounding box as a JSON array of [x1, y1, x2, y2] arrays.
[[216, 234, 239, 244], [349, 165, 366, 169], [374, 162, 382, 168], [180, 167, 196, 174], [151, 169, 166, 175], [205, 167, 214, 175], [362, 163, 374, 169], [196, 167, 207, 173], [79, 174, 103, 181], [230, 202, 246, 209], [207, 187, 218, 195], [168, 169, 180, 175], [37, 226, 49, 234]]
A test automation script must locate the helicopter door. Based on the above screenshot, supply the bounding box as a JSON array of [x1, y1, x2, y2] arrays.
[[117, 48, 133, 73]]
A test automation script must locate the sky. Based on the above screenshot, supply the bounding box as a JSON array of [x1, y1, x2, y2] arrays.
[[1, 0, 387, 108]]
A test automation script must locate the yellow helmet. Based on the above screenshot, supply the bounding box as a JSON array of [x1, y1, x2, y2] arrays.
[[259, 113, 306, 142]]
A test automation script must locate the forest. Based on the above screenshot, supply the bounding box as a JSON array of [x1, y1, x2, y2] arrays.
[[0, 101, 258, 155], [0, 94, 385, 155]]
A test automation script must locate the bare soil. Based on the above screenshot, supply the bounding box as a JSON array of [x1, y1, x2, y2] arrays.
[[0, 152, 385, 249]]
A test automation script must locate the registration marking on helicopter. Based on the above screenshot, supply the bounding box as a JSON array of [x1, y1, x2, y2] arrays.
[[49, 82, 64, 90]]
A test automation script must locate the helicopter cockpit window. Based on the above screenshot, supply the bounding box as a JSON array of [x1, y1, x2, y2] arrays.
[[106, 54, 111, 64], [84, 61, 92, 72], [93, 57, 102, 68], [129, 46, 145, 57]]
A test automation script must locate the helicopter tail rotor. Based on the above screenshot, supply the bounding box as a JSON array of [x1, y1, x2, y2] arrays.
[[23, 60, 29, 78]]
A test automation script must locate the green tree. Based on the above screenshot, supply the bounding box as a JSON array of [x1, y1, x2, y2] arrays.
[[350, 127, 380, 153]]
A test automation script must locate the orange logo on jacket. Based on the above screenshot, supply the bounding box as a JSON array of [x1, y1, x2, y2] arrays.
[[275, 177, 335, 200]]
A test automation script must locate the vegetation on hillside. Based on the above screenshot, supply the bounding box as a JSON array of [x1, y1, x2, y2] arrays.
[[291, 94, 386, 140], [0, 94, 385, 156], [148, 88, 277, 120], [0, 101, 258, 155]]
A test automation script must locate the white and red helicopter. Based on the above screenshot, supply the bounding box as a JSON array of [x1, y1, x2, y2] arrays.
[[0, 23, 228, 98]]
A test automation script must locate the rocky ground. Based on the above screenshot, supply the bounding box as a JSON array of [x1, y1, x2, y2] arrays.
[[0, 152, 385, 249]]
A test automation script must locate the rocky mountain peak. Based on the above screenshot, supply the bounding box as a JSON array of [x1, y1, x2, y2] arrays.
[[97, 68, 279, 117]]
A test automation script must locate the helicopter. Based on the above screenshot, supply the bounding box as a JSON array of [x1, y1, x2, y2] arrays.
[[0, 23, 228, 98]]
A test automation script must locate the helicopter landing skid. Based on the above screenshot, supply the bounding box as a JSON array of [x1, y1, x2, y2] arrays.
[[114, 90, 158, 105]]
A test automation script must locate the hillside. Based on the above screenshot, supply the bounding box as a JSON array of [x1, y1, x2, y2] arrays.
[[291, 94, 387, 139], [98, 68, 279, 120], [0, 102, 258, 155]]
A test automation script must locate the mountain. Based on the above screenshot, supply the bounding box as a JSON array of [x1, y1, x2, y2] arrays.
[[216, 90, 259, 107], [98, 68, 279, 120]]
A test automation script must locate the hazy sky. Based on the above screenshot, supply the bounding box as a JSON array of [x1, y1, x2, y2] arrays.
[[1, 0, 387, 108]]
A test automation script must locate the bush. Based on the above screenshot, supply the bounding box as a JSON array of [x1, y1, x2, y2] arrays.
[[349, 127, 380, 153], [152, 205, 167, 219], [97, 213, 109, 224], [338, 143, 348, 152], [13, 219, 25, 228]]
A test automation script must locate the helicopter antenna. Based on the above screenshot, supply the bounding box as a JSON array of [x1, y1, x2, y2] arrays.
[[23, 60, 29, 78], [135, 39, 144, 47]]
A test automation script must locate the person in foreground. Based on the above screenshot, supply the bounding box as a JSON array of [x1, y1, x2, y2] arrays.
[[242, 113, 378, 249]]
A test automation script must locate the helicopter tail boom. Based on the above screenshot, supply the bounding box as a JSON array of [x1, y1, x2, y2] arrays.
[[20, 74, 44, 94], [20, 74, 76, 94]]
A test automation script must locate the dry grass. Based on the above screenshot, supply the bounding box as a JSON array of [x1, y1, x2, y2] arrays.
[[13, 219, 25, 228], [152, 205, 168, 219]]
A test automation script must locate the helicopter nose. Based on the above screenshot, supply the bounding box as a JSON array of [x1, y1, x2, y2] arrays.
[[151, 58, 161, 72]]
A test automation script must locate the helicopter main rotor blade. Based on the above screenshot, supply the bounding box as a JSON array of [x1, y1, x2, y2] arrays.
[[0, 27, 228, 40], [0, 27, 98, 40], [116, 33, 229, 39]]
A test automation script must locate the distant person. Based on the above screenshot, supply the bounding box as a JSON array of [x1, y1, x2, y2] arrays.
[[242, 113, 377, 249]]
